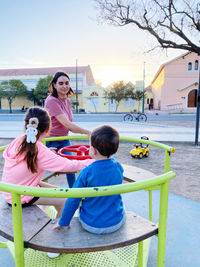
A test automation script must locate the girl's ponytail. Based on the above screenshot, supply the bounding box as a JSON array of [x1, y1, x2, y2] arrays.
[[17, 107, 50, 173]]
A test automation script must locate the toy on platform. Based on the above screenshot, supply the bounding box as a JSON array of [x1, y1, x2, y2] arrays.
[[57, 145, 92, 160], [129, 136, 150, 159]]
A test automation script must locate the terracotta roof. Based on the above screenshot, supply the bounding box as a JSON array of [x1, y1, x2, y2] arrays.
[[0, 65, 95, 85]]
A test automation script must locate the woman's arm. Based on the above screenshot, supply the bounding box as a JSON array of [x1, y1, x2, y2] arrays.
[[55, 114, 91, 135]]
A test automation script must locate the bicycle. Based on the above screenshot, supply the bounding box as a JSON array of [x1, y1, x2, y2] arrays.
[[123, 111, 147, 122]]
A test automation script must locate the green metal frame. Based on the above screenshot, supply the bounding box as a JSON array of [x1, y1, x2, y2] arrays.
[[0, 136, 176, 267]]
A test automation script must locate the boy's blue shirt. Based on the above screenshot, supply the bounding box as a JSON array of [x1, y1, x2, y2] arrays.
[[59, 158, 124, 228]]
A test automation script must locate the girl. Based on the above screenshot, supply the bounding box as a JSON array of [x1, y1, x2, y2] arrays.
[[2, 106, 94, 218]]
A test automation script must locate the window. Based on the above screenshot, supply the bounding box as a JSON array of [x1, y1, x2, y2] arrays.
[[188, 62, 192, 71], [147, 98, 149, 104], [195, 60, 199, 71]]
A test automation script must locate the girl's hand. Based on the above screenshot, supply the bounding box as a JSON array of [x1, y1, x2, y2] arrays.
[[49, 147, 57, 154], [53, 221, 70, 230]]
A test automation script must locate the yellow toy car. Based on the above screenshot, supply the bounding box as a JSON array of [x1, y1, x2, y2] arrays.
[[129, 136, 150, 159]]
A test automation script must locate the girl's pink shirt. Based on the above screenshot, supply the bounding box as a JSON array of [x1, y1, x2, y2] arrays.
[[2, 136, 94, 204]]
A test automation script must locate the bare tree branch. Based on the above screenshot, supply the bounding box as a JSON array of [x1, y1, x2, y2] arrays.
[[93, 0, 200, 54]]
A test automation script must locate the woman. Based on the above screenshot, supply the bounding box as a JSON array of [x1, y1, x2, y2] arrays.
[[45, 71, 91, 187]]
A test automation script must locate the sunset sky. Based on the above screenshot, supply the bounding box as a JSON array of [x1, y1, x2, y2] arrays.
[[0, 0, 182, 87]]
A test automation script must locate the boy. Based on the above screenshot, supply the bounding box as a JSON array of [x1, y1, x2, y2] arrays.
[[54, 125, 125, 234]]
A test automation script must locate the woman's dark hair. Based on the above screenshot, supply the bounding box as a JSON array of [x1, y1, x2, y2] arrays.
[[91, 125, 119, 158], [49, 71, 74, 98], [17, 106, 51, 173]]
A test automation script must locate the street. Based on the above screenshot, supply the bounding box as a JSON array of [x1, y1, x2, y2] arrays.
[[0, 112, 197, 123], [0, 111, 198, 142]]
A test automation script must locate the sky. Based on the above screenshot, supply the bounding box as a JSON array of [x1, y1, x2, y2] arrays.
[[0, 0, 184, 87]]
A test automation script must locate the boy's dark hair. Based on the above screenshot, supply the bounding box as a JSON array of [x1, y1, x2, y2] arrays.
[[17, 106, 51, 173], [49, 71, 74, 98], [91, 125, 119, 158]]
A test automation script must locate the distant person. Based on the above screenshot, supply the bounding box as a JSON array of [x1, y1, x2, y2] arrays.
[[2, 106, 94, 218], [45, 71, 91, 188], [54, 125, 125, 234]]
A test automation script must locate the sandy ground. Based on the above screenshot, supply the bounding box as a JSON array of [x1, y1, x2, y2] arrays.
[[0, 134, 199, 203]]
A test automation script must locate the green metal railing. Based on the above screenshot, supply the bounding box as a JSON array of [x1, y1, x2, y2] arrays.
[[0, 136, 176, 267], [42, 135, 175, 223]]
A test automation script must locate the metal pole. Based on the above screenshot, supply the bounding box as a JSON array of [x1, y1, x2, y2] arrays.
[[142, 62, 145, 113], [194, 66, 200, 146], [76, 59, 78, 114]]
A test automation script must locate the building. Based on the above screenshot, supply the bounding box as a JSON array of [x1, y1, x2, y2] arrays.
[[145, 85, 154, 110], [151, 52, 200, 110], [0, 65, 103, 112], [0, 65, 149, 113]]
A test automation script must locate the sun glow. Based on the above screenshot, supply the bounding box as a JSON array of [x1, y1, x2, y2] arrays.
[[95, 67, 135, 87]]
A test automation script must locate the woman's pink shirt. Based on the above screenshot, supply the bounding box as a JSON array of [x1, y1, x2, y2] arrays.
[[45, 95, 73, 137]]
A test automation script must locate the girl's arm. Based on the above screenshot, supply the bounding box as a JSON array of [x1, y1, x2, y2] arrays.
[[55, 114, 91, 135], [37, 143, 95, 173], [39, 181, 59, 188]]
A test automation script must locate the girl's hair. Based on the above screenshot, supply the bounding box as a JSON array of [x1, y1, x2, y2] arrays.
[[49, 71, 75, 98], [91, 125, 119, 158], [17, 106, 51, 173]]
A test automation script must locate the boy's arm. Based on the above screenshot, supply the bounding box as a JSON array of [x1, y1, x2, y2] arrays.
[[58, 197, 81, 227], [53, 221, 70, 229], [53, 169, 87, 229]]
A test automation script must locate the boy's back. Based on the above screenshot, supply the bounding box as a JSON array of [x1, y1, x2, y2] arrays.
[[76, 158, 124, 228]]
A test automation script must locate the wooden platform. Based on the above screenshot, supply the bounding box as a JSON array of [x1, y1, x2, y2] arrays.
[[42, 164, 155, 183], [0, 195, 157, 253], [0, 165, 157, 254]]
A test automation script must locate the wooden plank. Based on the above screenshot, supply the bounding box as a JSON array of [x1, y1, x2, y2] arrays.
[[0, 193, 51, 243], [42, 170, 77, 181], [42, 165, 155, 183], [122, 164, 155, 183], [27, 211, 158, 253]]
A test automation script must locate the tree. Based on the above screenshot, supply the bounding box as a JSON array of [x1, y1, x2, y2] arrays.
[[0, 80, 28, 113], [94, 0, 200, 145], [0, 87, 5, 109], [125, 83, 146, 112], [34, 75, 52, 106], [134, 90, 145, 112], [94, 0, 200, 53], [105, 80, 131, 111]]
